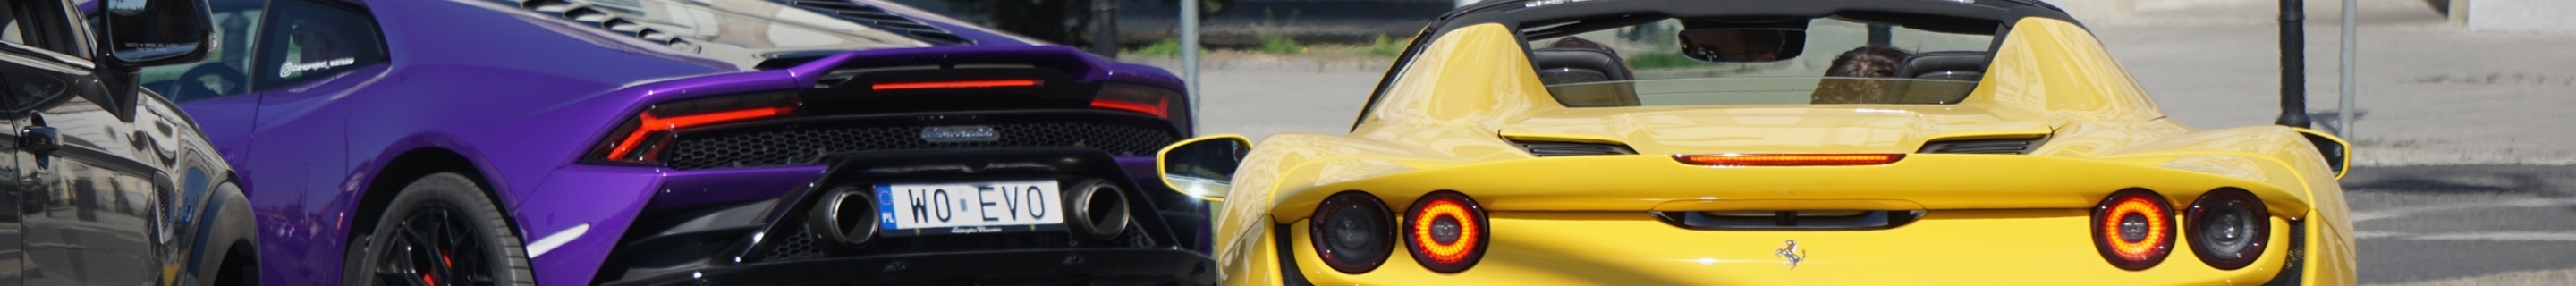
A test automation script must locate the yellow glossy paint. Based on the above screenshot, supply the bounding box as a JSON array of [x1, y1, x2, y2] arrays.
[[1195, 17, 2353, 285]]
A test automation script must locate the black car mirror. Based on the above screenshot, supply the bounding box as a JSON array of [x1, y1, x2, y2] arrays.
[[1157, 135, 1251, 200], [99, 0, 215, 67], [1677, 28, 1805, 63]]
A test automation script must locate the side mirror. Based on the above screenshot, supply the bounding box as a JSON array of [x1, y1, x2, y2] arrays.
[[99, 0, 215, 67], [2289, 129, 2351, 180], [1157, 135, 1251, 200]]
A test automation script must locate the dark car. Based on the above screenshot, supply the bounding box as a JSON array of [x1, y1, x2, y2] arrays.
[[126, 0, 1215, 285], [2, 0, 262, 285]]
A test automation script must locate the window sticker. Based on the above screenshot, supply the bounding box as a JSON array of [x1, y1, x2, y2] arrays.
[[279, 57, 355, 78]]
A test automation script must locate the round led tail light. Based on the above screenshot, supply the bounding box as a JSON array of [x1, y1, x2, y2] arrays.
[[2187, 189, 2270, 270], [2091, 189, 2175, 270], [1310, 191, 1396, 273], [1403, 191, 1489, 273]]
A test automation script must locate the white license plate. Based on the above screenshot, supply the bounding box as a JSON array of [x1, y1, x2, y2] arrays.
[[875, 180, 1064, 236]]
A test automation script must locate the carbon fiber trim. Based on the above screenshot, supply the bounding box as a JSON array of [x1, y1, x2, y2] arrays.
[[1275, 223, 1317, 286], [2261, 216, 2309, 286]]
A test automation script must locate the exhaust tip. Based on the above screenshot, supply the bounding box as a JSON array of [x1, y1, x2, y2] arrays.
[[807, 187, 878, 247], [1064, 180, 1131, 240]]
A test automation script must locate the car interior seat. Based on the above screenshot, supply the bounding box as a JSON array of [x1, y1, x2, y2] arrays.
[[1531, 47, 1641, 106], [1888, 51, 1991, 104], [1894, 51, 1989, 81]]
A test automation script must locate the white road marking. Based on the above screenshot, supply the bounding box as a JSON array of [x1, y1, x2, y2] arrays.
[[2353, 231, 2407, 239], [2353, 198, 2576, 241], [2359, 231, 2576, 241], [526, 223, 590, 258], [2351, 198, 2576, 223]]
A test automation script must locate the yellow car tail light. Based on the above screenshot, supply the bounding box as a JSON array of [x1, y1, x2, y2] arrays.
[[2092, 189, 2176, 270], [1404, 191, 1488, 273], [2187, 188, 2270, 270], [1312, 191, 1396, 273]]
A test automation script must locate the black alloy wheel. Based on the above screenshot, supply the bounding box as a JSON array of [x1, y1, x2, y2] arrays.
[[345, 172, 536, 286]]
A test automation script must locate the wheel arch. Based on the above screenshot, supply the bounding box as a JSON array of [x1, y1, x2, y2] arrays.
[[351, 147, 521, 240], [197, 180, 260, 286]]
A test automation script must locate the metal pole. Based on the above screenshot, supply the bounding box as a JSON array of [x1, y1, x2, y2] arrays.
[[2275, 0, 2310, 129], [1868, 25, 1891, 46], [2338, 0, 2357, 138], [1182, 0, 1201, 132], [1092, 0, 1119, 59]]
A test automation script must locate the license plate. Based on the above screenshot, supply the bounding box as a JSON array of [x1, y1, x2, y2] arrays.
[[875, 180, 1064, 236]]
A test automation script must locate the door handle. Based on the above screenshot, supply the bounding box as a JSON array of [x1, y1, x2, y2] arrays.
[[21, 125, 58, 168]]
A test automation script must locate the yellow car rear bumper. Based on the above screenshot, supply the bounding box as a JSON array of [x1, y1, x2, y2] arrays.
[[1269, 209, 2309, 285]]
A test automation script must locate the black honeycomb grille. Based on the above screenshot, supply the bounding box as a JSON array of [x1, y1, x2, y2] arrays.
[[748, 213, 1106, 263], [665, 121, 1178, 170], [761, 225, 826, 261]]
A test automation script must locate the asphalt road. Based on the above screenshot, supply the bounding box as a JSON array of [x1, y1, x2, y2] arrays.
[[2348, 165, 2576, 284]]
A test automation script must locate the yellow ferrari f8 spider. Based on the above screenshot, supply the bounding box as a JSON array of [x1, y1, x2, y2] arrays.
[[1155, 0, 2356, 284]]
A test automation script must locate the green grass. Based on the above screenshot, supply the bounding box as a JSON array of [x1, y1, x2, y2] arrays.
[[1625, 51, 1701, 70], [1366, 34, 1406, 57], [1127, 38, 1182, 57], [1258, 34, 1303, 55]]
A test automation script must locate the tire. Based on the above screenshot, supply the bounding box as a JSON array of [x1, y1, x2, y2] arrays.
[[342, 172, 535, 286]]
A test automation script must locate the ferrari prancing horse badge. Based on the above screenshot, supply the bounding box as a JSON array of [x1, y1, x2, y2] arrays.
[[1777, 240, 1806, 269]]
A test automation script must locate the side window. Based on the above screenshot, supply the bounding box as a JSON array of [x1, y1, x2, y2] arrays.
[[132, 0, 269, 103], [3, 3, 23, 46], [251, 0, 383, 89], [4, 0, 93, 57]]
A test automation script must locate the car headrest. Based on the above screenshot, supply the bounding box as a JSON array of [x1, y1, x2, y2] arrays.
[[1894, 51, 1990, 81], [1531, 47, 1632, 85]]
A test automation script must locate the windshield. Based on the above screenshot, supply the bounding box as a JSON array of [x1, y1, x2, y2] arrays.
[[1524, 17, 1996, 107]]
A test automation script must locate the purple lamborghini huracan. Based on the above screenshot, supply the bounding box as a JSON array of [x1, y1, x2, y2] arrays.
[[125, 0, 1211, 284]]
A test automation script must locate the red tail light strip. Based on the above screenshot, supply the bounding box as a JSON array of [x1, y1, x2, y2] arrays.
[[870, 79, 1041, 90], [1089, 97, 1169, 117], [606, 106, 792, 160], [1672, 154, 1905, 166]]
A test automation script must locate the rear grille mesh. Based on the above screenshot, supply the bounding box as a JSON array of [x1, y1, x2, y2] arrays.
[[782, 0, 972, 45], [665, 121, 1178, 170], [1916, 137, 2046, 154], [1513, 140, 1638, 156], [514, 0, 698, 51]]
